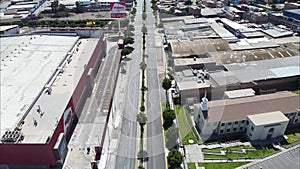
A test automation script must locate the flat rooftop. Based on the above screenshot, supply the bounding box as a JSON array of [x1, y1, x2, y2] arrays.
[[21, 38, 99, 143], [210, 55, 300, 86], [177, 80, 211, 91], [1, 35, 101, 143], [229, 38, 279, 51], [0, 25, 19, 32], [0, 35, 79, 137], [262, 27, 294, 38], [224, 88, 255, 99], [170, 39, 230, 57], [195, 91, 300, 123], [247, 111, 289, 126]]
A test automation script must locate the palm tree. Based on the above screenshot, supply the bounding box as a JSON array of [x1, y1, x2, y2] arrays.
[[137, 112, 147, 162], [162, 77, 172, 106]]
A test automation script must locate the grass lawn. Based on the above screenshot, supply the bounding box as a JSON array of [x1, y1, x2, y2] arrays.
[[286, 132, 300, 144], [292, 90, 300, 94], [187, 163, 196, 169], [175, 105, 198, 145], [204, 148, 276, 159], [198, 162, 248, 169], [202, 147, 221, 153]]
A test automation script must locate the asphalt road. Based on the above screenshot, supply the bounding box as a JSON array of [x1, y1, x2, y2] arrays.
[[114, 1, 143, 168], [145, 1, 166, 169]]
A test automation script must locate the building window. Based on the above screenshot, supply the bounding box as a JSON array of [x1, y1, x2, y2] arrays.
[[220, 130, 224, 133], [246, 121, 249, 125], [251, 126, 254, 131], [240, 127, 243, 130], [235, 121, 238, 125], [227, 129, 230, 132], [198, 114, 200, 119], [268, 128, 274, 133], [249, 133, 252, 137], [228, 122, 232, 125], [233, 128, 237, 131], [295, 119, 299, 123], [221, 123, 225, 126], [241, 120, 245, 123]]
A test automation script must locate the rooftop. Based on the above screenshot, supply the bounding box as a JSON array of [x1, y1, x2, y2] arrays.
[[210, 55, 300, 85], [0, 25, 19, 32], [0, 35, 79, 137], [262, 27, 294, 38], [229, 38, 279, 51], [247, 111, 289, 126], [224, 88, 255, 99], [170, 39, 230, 57], [177, 80, 211, 91], [195, 91, 300, 123], [0, 35, 100, 143]]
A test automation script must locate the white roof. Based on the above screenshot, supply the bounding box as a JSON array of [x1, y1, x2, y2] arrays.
[[224, 88, 255, 99], [177, 80, 211, 91], [247, 111, 289, 126], [0, 25, 19, 32], [0, 35, 79, 138], [21, 38, 99, 143]]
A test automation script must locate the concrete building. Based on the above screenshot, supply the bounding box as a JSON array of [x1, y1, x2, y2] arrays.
[[269, 10, 300, 32], [0, 33, 106, 167], [246, 111, 289, 141], [194, 91, 300, 141], [0, 25, 19, 35]]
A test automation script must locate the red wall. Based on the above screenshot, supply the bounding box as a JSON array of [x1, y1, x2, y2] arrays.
[[72, 33, 105, 113]]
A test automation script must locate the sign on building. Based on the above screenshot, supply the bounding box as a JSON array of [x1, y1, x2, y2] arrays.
[[110, 2, 126, 18]]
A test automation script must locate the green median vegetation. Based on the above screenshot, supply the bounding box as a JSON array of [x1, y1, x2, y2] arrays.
[[198, 162, 249, 169]]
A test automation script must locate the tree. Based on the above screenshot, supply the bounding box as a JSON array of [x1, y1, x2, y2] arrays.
[[142, 24, 147, 34], [165, 127, 179, 149], [75, 1, 85, 13], [163, 109, 175, 130], [142, 12, 147, 20], [167, 149, 183, 169], [51, 0, 59, 12], [121, 47, 132, 56], [162, 77, 172, 105], [124, 37, 134, 45], [184, 0, 193, 5], [139, 61, 147, 71], [138, 165, 145, 169], [137, 112, 147, 132]]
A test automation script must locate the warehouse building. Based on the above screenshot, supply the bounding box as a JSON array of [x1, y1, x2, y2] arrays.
[[0, 33, 106, 167]]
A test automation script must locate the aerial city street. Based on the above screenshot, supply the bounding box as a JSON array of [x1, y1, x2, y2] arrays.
[[0, 0, 299, 169]]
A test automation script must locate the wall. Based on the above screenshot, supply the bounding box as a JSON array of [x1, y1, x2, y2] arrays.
[[72, 33, 106, 116], [246, 118, 288, 141]]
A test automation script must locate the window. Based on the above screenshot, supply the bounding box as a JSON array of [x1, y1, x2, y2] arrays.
[[241, 120, 245, 123], [198, 114, 201, 119], [220, 130, 224, 133], [295, 119, 299, 123], [246, 121, 249, 125], [227, 129, 230, 132], [235, 121, 238, 125], [297, 113, 300, 116], [228, 122, 232, 125], [249, 133, 252, 137], [268, 128, 274, 133], [251, 126, 254, 131], [240, 127, 243, 130], [233, 128, 237, 131], [221, 123, 225, 126]]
